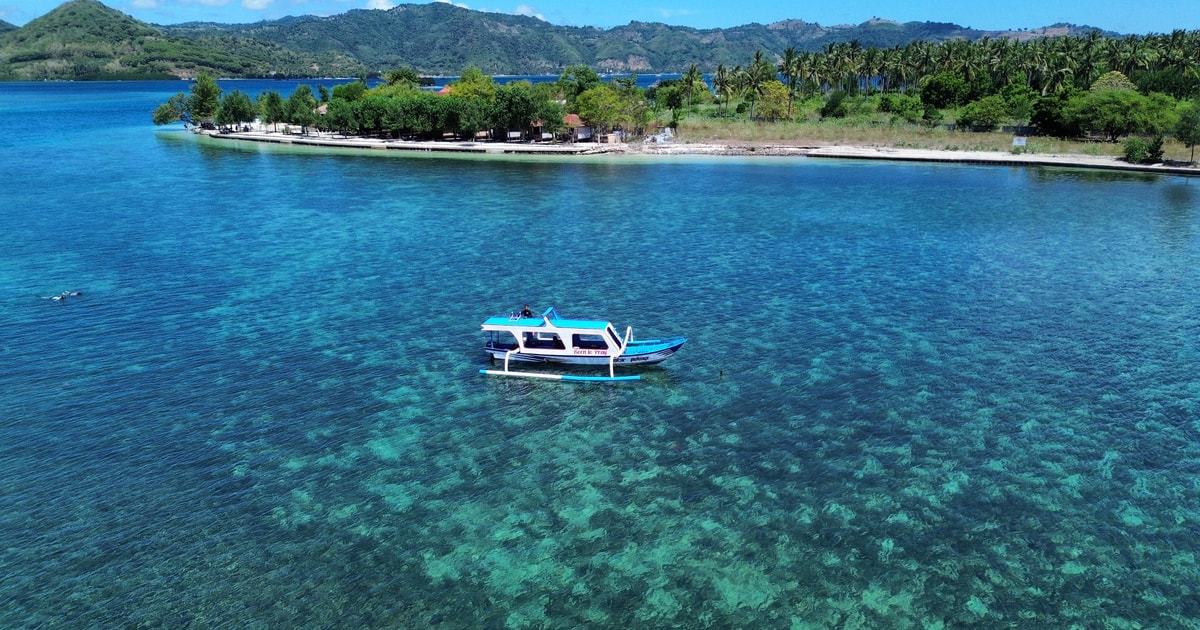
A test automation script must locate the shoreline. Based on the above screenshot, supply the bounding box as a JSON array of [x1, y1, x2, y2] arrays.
[[202, 129, 1200, 176]]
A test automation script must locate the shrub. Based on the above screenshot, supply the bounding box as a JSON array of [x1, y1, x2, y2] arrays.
[[821, 91, 849, 119], [921, 73, 969, 109], [1122, 136, 1164, 164], [1032, 89, 1084, 138], [921, 104, 944, 127], [956, 95, 1009, 131], [879, 93, 923, 123], [1146, 134, 1165, 162]]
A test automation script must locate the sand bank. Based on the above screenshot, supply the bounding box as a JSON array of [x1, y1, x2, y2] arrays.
[[203, 129, 1198, 176]]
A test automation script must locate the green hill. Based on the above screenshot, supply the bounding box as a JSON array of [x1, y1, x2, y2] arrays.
[[164, 4, 599, 75], [0, 20, 17, 35], [0, 0, 364, 80], [162, 6, 1067, 75], [161, 5, 1118, 75], [0, 0, 1122, 80]]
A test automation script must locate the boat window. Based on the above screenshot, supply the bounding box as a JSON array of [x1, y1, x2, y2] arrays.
[[486, 331, 519, 351], [525, 332, 565, 350], [606, 327, 622, 349], [572, 334, 608, 350]]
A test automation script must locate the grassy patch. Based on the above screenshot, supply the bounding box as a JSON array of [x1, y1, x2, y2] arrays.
[[668, 110, 1194, 162]]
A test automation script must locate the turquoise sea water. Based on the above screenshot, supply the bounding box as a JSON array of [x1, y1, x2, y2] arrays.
[[3, 81, 1200, 628]]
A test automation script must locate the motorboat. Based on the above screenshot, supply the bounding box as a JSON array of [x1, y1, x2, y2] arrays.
[[480, 306, 685, 381]]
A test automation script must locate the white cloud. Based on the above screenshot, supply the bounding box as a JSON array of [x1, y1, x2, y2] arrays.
[[656, 8, 698, 19], [435, 0, 471, 8], [367, 0, 396, 8], [514, 4, 544, 20], [242, 0, 273, 9], [130, 0, 159, 8]]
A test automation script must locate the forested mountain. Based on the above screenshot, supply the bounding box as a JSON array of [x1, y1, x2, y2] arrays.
[[162, 4, 1116, 75], [0, 20, 17, 35], [1, 0, 1120, 80], [0, 0, 363, 80]]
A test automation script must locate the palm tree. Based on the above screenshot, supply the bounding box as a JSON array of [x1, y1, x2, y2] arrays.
[[742, 50, 775, 119], [1109, 35, 1152, 78], [713, 64, 732, 115], [779, 46, 801, 120], [1076, 30, 1104, 88], [862, 46, 883, 95], [729, 64, 747, 113], [680, 63, 705, 111]]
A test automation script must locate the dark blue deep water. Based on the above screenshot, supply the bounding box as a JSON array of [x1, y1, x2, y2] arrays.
[[3, 81, 1200, 628]]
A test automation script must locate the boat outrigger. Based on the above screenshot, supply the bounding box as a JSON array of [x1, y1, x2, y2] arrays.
[[480, 306, 686, 382]]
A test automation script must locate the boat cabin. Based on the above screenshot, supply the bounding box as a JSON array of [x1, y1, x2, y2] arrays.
[[482, 307, 626, 358]]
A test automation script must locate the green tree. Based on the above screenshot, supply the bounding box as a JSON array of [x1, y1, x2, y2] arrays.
[[284, 84, 318, 134], [258, 90, 285, 132], [152, 92, 190, 126], [1031, 88, 1084, 137], [741, 50, 775, 120], [713, 64, 734, 115], [1000, 84, 1037, 125], [558, 65, 601, 108], [450, 67, 496, 101], [1066, 89, 1177, 142], [354, 95, 390, 136], [957, 94, 1009, 130], [653, 83, 683, 114], [821, 90, 849, 119], [189, 72, 221, 122], [325, 98, 358, 135], [455, 96, 493, 139], [492, 82, 539, 138], [215, 89, 256, 129], [920, 72, 968, 109], [755, 80, 791, 121], [1091, 70, 1139, 92], [535, 99, 565, 139], [1175, 101, 1200, 163], [575, 84, 623, 134], [878, 93, 923, 123], [332, 81, 368, 102], [680, 63, 706, 111], [384, 67, 422, 88], [613, 77, 650, 135], [778, 46, 804, 121]]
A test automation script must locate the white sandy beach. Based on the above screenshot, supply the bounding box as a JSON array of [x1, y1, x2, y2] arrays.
[[202, 127, 1199, 176]]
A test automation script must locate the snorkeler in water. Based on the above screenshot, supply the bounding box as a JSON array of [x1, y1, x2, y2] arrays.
[[43, 290, 83, 302]]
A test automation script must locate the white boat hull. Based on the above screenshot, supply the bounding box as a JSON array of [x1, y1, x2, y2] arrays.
[[484, 337, 685, 366]]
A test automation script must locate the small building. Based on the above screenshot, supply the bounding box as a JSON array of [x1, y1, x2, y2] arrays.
[[563, 113, 593, 143]]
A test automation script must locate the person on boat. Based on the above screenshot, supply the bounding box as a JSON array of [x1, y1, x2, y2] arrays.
[[521, 304, 534, 318]]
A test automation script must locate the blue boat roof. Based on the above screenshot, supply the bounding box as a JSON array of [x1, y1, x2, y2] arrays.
[[482, 315, 610, 330]]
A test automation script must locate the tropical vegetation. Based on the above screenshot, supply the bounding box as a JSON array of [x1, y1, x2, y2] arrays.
[[154, 28, 1200, 165]]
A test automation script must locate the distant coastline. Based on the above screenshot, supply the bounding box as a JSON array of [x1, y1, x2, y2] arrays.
[[196, 128, 1200, 177]]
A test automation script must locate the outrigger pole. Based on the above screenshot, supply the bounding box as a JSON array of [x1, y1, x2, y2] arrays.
[[480, 347, 641, 382], [478, 369, 640, 382]]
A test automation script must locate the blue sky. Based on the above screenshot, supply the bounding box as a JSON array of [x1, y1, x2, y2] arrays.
[[3, 0, 1197, 33]]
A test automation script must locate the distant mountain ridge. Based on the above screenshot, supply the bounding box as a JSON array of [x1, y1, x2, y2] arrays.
[[161, 4, 1117, 74], [0, 0, 362, 80], [0, 0, 1121, 80]]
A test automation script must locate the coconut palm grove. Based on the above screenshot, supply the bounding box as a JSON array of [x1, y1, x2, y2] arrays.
[[155, 29, 1200, 164]]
